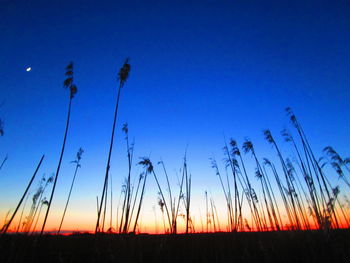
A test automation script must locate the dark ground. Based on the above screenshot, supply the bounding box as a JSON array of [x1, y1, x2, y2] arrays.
[[1, 229, 349, 263]]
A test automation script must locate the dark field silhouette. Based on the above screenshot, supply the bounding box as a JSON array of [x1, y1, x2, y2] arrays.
[[1, 230, 350, 263]]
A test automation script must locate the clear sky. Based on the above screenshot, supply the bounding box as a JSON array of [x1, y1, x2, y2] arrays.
[[1, 0, 350, 233]]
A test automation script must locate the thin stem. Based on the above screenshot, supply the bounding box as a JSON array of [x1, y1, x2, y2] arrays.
[[2, 155, 44, 234]]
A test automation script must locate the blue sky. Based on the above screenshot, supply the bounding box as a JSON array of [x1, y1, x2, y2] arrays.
[[1, 0, 350, 232]]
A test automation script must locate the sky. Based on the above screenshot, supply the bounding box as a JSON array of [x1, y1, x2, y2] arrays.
[[0, 0, 350, 233]]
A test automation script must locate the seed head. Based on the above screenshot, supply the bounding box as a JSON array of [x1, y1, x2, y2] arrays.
[[63, 62, 78, 98], [242, 140, 253, 154], [118, 58, 131, 86], [138, 157, 154, 173], [263, 129, 274, 144]]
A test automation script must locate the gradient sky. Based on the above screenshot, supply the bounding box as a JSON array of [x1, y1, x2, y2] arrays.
[[1, 0, 350, 233]]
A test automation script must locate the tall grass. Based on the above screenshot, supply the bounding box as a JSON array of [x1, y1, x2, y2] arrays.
[[182, 155, 192, 233], [1, 155, 44, 234], [119, 123, 134, 233], [230, 139, 262, 231], [286, 107, 340, 229], [139, 158, 172, 233], [133, 159, 152, 233], [96, 59, 131, 233], [23, 175, 45, 232], [57, 148, 84, 234], [211, 158, 234, 231], [29, 174, 54, 233], [41, 62, 78, 235], [324, 146, 350, 188]]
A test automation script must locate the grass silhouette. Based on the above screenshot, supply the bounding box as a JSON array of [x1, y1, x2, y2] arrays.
[[41, 62, 78, 235], [96, 59, 130, 233]]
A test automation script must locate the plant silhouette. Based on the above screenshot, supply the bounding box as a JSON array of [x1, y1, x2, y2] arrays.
[[57, 147, 84, 234], [41, 62, 78, 235], [96, 59, 130, 233]]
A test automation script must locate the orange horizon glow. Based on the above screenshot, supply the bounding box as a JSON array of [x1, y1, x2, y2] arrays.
[[4, 213, 349, 235], [6, 224, 350, 236]]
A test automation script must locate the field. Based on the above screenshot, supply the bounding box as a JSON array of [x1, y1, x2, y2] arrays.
[[1, 230, 350, 263]]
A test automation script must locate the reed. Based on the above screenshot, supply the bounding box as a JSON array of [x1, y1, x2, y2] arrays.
[[41, 62, 78, 235], [96, 59, 131, 233]]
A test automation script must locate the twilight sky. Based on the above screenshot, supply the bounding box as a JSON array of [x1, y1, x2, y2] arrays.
[[1, 0, 350, 233]]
